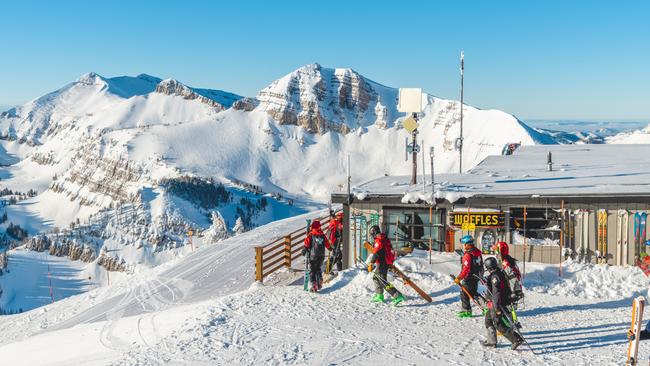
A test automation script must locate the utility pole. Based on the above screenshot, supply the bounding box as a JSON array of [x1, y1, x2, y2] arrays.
[[411, 113, 419, 185], [398, 88, 423, 186], [459, 50, 465, 174]]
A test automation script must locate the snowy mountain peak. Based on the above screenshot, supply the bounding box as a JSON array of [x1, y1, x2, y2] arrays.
[[77, 72, 107, 86], [235, 63, 399, 134]]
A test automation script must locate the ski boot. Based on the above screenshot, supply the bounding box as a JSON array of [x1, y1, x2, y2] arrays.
[[372, 293, 385, 303], [481, 340, 497, 348], [311, 283, 319, 293], [391, 294, 405, 306], [456, 310, 472, 318], [511, 337, 524, 350]]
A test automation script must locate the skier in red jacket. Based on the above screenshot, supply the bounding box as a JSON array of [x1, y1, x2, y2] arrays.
[[303, 220, 331, 292], [493, 241, 524, 302], [454, 235, 484, 318], [327, 211, 344, 273], [365, 225, 405, 305]]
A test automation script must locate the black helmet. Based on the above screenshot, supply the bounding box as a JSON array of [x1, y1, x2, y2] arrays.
[[485, 257, 499, 271], [369, 225, 381, 237]]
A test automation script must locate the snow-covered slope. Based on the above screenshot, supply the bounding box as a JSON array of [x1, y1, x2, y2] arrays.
[[607, 124, 650, 144], [0, 213, 645, 365]]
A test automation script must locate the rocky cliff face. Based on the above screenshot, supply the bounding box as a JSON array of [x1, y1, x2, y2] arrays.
[[234, 63, 399, 134], [155, 79, 239, 111], [50, 140, 144, 206]]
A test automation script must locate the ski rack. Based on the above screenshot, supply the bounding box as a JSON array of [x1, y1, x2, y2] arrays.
[[254, 213, 338, 283]]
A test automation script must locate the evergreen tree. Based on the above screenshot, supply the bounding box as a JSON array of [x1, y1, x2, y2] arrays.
[[232, 217, 246, 235], [205, 211, 228, 243]]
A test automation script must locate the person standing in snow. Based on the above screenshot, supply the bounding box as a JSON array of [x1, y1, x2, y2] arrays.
[[365, 225, 405, 305], [493, 241, 524, 303], [327, 211, 344, 273], [482, 257, 524, 349], [454, 235, 484, 318], [302, 220, 331, 292]]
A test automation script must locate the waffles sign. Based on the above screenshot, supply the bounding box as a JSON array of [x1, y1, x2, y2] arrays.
[[450, 212, 505, 229]]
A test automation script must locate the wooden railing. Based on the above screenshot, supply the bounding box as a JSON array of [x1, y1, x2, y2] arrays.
[[254, 214, 333, 283]]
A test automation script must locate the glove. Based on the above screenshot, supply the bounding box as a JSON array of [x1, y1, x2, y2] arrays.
[[628, 330, 636, 341], [302, 248, 309, 257], [453, 277, 460, 285]]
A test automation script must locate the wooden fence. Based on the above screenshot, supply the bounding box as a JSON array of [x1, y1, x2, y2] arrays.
[[254, 214, 333, 283]]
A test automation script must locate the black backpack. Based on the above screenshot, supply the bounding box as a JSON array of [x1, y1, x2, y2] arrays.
[[310, 235, 326, 259]]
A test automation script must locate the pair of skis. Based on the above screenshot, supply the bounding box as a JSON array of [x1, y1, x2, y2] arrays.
[[627, 296, 646, 365], [618, 210, 630, 266], [362, 241, 432, 302], [634, 213, 649, 276], [597, 210, 608, 264], [473, 274, 537, 355]]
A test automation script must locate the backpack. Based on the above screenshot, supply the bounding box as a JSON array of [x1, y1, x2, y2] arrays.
[[384, 240, 396, 264], [310, 235, 326, 259]]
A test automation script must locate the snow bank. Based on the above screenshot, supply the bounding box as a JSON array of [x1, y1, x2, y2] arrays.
[[525, 259, 648, 299], [513, 231, 559, 246]]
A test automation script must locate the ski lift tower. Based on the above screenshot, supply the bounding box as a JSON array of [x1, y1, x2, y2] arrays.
[[398, 88, 423, 185]]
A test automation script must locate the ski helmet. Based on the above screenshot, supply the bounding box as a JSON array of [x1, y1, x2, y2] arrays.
[[460, 235, 475, 245], [485, 257, 499, 271], [369, 225, 381, 237]]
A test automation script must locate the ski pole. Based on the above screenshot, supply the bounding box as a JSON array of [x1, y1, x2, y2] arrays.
[[356, 256, 392, 288], [450, 274, 484, 311]]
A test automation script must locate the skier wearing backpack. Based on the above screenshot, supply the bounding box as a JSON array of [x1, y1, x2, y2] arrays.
[[493, 241, 524, 304], [327, 211, 344, 273], [302, 220, 331, 292], [365, 225, 405, 305], [482, 257, 524, 349], [454, 235, 484, 318]]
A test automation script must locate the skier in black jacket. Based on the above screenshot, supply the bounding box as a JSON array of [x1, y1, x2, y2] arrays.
[[482, 257, 524, 349]]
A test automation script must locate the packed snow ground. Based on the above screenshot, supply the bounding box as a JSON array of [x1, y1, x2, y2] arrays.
[[0, 212, 648, 365]]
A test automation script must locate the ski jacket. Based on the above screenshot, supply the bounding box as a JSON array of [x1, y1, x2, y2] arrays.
[[495, 242, 523, 300], [328, 218, 343, 245], [458, 247, 483, 281], [304, 223, 331, 259], [371, 233, 396, 265], [486, 268, 512, 310]]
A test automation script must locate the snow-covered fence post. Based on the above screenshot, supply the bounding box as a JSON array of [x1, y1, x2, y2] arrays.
[[255, 247, 263, 282], [284, 234, 292, 269]]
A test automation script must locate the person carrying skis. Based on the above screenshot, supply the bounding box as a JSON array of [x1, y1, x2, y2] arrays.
[[482, 257, 524, 349], [327, 211, 344, 272], [302, 220, 331, 292], [493, 241, 524, 304], [365, 225, 405, 305], [454, 235, 484, 318]]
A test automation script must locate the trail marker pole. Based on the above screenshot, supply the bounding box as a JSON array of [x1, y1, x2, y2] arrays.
[[47, 264, 54, 303]]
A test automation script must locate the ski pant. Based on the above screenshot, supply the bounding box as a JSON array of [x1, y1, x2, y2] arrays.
[[310, 256, 324, 286], [460, 278, 479, 311], [484, 308, 523, 345], [373, 263, 401, 297], [328, 244, 343, 272]]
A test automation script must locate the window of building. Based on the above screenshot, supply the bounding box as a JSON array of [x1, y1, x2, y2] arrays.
[[383, 208, 445, 251]]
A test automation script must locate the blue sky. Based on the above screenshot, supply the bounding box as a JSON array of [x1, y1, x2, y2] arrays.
[[1, 0, 648, 121]]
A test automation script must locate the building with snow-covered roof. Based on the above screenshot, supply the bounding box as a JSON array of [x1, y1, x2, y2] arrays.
[[332, 144, 650, 268]]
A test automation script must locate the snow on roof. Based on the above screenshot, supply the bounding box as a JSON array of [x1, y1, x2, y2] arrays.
[[353, 144, 650, 203]]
